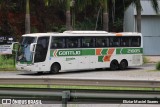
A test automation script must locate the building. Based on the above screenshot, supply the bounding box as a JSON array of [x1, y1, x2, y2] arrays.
[[124, 0, 160, 55]]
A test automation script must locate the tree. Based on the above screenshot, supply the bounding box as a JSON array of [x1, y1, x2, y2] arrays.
[[77, 0, 115, 31], [66, 0, 72, 30], [25, 0, 30, 34], [0, 0, 14, 35], [44, 0, 72, 30], [102, 0, 109, 31]]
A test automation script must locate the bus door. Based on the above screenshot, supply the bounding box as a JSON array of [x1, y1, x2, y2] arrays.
[[34, 37, 49, 70]]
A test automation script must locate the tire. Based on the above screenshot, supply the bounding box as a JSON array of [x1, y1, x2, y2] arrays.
[[119, 60, 128, 70], [110, 60, 119, 70], [50, 63, 60, 74]]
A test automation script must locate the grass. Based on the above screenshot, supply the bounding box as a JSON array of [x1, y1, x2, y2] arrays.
[[143, 56, 150, 64], [0, 55, 16, 71], [156, 61, 160, 70]]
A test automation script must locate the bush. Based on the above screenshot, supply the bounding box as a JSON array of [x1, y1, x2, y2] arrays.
[[143, 56, 150, 63], [0, 55, 15, 70], [156, 61, 160, 70]]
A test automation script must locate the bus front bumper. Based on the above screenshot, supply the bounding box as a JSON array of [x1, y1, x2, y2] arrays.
[[16, 63, 39, 73]]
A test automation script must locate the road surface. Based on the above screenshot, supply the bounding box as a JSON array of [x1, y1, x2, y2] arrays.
[[0, 63, 160, 107], [0, 63, 159, 81]]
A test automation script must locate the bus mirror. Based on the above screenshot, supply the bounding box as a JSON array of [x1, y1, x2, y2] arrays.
[[30, 43, 37, 52], [11, 42, 19, 52]]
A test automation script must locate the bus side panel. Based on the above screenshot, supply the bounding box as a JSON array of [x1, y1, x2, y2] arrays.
[[76, 56, 90, 69], [90, 56, 110, 68], [109, 54, 142, 67]]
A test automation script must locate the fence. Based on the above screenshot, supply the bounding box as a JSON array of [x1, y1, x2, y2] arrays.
[[0, 78, 160, 106]]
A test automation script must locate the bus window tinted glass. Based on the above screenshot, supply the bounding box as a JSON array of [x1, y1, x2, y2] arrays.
[[51, 37, 65, 48], [35, 37, 49, 63], [109, 37, 120, 47], [130, 37, 141, 47], [66, 37, 79, 48], [18, 37, 36, 62], [96, 37, 108, 47], [120, 37, 130, 47], [82, 37, 95, 48]]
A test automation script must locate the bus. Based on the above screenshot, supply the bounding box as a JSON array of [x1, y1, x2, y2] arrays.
[[14, 31, 143, 74]]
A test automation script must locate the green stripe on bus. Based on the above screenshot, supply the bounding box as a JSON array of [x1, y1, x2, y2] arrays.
[[50, 51, 54, 57], [101, 49, 108, 55], [57, 50, 81, 56], [50, 49, 95, 57], [81, 49, 95, 55], [116, 48, 143, 54], [98, 56, 104, 62], [50, 48, 143, 57]]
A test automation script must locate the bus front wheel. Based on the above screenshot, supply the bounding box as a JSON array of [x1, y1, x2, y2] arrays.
[[110, 60, 119, 70], [50, 63, 60, 74]]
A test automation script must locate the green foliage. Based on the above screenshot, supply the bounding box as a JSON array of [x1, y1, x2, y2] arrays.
[[110, 18, 123, 32], [2, 0, 158, 40], [45, 24, 66, 33], [31, 27, 39, 33], [143, 56, 150, 64], [75, 18, 100, 30], [156, 61, 160, 70], [0, 55, 15, 71]]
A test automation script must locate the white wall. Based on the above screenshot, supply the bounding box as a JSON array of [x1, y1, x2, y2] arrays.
[[124, 0, 160, 55], [134, 0, 160, 15], [123, 4, 135, 32]]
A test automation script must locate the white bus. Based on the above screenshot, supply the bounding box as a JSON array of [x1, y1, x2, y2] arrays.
[[14, 31, 143, 74]]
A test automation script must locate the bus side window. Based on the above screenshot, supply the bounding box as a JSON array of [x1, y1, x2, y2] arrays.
[[120, 37, 129, 47], [130, 37, 141, 47], [53, 43, 57, 48], [51, 37, 65, 49], [109, 37, 120, 47], [106, 38, 109, 47], [66, 37, 79, 48], [68, 42, 75, 48], [96, 37, 107, 47], [82, 37, 94, 48]]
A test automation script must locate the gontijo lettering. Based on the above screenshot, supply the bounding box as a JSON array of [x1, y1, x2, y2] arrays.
[[58, 50, 81, 56]]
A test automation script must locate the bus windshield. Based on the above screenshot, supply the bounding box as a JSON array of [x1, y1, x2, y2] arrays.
[[17, 37, 36, 63]]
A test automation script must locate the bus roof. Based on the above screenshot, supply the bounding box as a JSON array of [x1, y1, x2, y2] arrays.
[[63, 31, 108, 34], [22, 31, 142, 37]]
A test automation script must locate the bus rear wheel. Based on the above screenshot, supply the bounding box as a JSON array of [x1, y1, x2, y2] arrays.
[[110, 60, 119, 70], [50, 63, 60, 74], [119, 60, 128, 70]]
